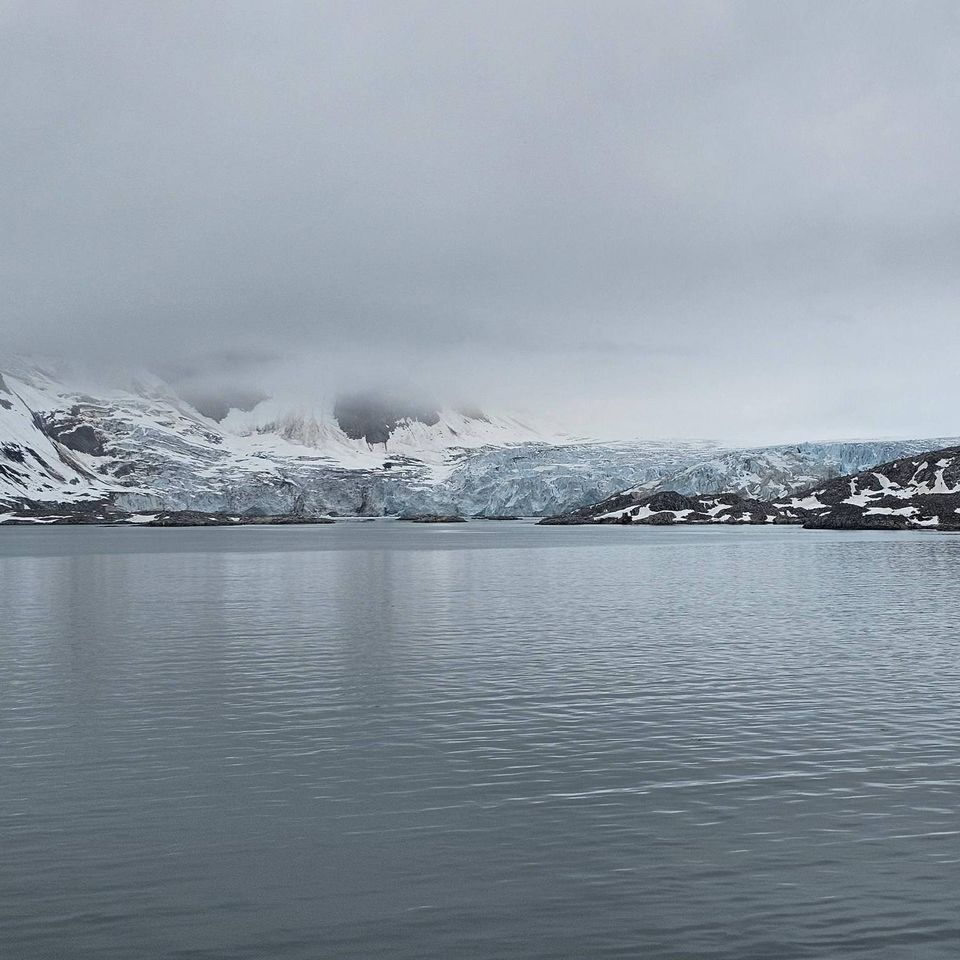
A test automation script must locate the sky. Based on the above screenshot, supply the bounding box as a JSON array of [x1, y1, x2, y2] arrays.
[[3, 0, 960, 443]]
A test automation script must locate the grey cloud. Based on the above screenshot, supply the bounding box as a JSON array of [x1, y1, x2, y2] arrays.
[[2, 0, 960, 441]]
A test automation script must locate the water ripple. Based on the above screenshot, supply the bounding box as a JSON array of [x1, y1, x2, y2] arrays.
[[2, 524, 960, 958]]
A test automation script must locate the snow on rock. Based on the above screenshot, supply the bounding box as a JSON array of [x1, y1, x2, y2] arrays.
[[0, 370, 115, 506], [796, 448, 960, 530], [540, 490, 786, 526]]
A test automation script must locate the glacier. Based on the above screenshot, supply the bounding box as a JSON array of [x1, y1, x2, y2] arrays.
[[2, 357, 958, 520]]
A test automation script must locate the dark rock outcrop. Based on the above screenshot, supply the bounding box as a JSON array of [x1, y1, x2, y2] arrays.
[[0, 501, 337, 526], [398, 514, 466, 523], [539, 490, 792, 525], [145, 512, 336, 527], [46, 422, 105, 456], [773, 445, 960, 530]]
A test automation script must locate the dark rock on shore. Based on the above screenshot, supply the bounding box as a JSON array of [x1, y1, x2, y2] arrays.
[[802, 508, 913, 531], [145, 512, 336, 527], [0, 500, 336, 526], [0, 499, 118, 524], [398, 514, 466, 523], [539, 490, 796, 526]]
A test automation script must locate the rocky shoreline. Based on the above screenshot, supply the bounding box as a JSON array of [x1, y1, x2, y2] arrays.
[[0, 502, 337, 526], [398, 514, 467, 523], [538, 490, 797, 526], [145, 512, 336, 527]]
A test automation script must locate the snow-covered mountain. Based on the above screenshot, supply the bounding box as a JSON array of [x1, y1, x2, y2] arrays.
[[0, 369, 112, 506], [219, 397, 550, 470], [0, 358, 568, 517], [2, 357, 958, 522]]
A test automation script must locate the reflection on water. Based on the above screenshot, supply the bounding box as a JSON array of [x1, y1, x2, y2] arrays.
[[2, 523, 960, 959]]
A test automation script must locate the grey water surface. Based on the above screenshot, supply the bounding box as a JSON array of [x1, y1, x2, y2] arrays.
[[2, 522, 959, 959]]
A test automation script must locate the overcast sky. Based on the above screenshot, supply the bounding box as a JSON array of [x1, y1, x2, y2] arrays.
[[3, 0, 960, 442]]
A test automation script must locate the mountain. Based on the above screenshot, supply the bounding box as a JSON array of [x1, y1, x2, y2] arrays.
[[0, 369, 111, 508], [0, 358, 557, 519], [2, 357, 959, 523], [0, 358, 716, 520]]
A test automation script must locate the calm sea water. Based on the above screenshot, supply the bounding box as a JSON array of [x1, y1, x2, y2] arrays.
[[2, 522, 960, 959]]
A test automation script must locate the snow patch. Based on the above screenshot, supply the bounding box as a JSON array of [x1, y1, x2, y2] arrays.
[[864, 506, 917, 517]]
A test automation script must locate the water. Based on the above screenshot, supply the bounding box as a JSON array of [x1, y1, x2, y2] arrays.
[[2, 522, 960, 959]]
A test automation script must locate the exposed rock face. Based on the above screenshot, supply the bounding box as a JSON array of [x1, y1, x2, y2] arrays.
[[333, 394, 441, 444], [43, 419, 106, 456], [802, 508, 917, 531]]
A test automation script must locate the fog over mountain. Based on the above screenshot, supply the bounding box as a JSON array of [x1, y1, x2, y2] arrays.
[[4, 1, 960, 442]]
